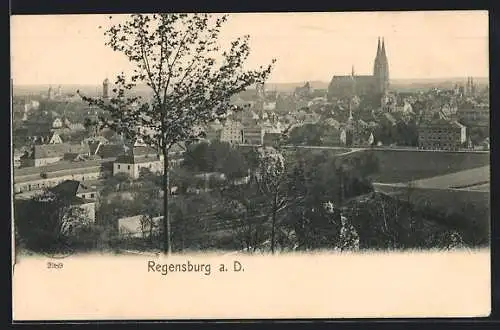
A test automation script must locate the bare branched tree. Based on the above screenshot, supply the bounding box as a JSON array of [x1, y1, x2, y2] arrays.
[[79, 14, 276, 254]]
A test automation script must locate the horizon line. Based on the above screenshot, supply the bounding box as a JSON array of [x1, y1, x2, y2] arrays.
[[12, 76, 490, 87]]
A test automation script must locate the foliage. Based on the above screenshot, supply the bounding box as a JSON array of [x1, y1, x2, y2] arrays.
[[100, 172, 131, 196], [374, 118, 418, 146], [219, 181, 270, 252], [182, 141, 253, 180], [15, 189, 92, 253], [288, 124, 325, 146], [467, 126, 489, 145], [343, 192, 468, 250]]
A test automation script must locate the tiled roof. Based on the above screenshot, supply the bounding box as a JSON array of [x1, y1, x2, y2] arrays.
[[87, 141, 101, 155], [115, 154, 161, 164], [47, 180, 96, 205], [132, 146, 158, 156], [14, 159, 104, 178], [96, 144, 127, 158], [33, 143, 90, 159], [49, 180, 80, 198], [76, 183, 97, 194], [169, 142, 186, 154]]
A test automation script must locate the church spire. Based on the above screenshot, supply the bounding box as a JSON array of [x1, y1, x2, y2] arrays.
[[377, 37, 381, 56], [380, 37, 387, 60], [351, 65, 355, 77]]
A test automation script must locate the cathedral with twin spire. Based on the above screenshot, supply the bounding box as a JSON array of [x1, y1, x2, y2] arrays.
[[327, 37, 390, 102]]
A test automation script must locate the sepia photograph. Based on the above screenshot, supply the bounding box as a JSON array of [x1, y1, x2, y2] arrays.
[[11, 10, 491, 320]]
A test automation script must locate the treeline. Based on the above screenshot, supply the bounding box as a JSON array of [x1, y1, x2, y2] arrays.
[[15, 142, 478, 254], [286, 119, 420, 147]]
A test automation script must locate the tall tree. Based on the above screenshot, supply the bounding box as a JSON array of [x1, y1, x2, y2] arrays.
[[254, 146, 288, 253], [80, 14, 275, 254]]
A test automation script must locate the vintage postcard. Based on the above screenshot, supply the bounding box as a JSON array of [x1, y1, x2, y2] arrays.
[[11, 11, 490, 320]]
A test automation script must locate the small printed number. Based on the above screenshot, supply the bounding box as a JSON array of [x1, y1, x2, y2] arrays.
[[47, 262, 63, 269]]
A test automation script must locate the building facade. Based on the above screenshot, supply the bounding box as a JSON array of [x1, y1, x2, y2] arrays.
[[220, 120, 244, 144], [13, 160, 103, 194], [243, 126, 264, 145], [25, 143, 91, 167], [113, 146, 163, 179], [418, 120, 467, 150]]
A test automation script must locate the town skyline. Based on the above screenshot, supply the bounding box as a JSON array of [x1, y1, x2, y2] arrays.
[[11, 11, 489, 85]]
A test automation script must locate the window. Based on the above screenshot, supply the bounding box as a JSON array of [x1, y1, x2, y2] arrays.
[[127, 165, 131, 170], [117, 165, 121, 169], [90, 193, 95, 198]]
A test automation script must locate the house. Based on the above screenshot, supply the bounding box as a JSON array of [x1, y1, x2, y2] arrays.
[[48, 132, 64, 144], [457, 105, 489, 128], [243, 125, 264, 145], [113, 146, 163, 179], [75, 182, 98, 201], [263, 132, 282, 147], [96, 143, 127, 159], [52, 118, 64, 129], [417, 119, 467, 150], [29, 143, 91, 167], [13, 159, 103, 194], [219, 120, 244, 144], [48, 180, 96, 223]]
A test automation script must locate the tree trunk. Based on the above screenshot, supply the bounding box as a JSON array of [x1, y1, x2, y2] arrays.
[[162, 148, 172, 255], [149, 216, 154, 244], [271, 192, 278, 254]]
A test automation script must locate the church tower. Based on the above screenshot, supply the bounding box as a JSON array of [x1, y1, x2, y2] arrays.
[[373, 37, 390, 95], [103, 78, 110, 100], [373, 37, 382, 76]]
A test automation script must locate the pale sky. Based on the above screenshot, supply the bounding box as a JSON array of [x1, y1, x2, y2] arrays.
[[10, 11, 489, 85]]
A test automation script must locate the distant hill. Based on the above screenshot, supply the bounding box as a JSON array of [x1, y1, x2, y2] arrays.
[[13, 77, 489, 96], [390, 77, 489, 91], [12, 84, 153, 98]]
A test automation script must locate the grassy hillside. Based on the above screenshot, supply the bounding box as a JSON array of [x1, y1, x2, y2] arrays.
[[366, 150, 490, 183]]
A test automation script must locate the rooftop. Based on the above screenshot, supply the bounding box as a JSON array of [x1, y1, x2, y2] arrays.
[[115, 154, 162, 164], [33, 143, 90, 159], [14, 158, 115, 179], [48, 180, 95, 205]]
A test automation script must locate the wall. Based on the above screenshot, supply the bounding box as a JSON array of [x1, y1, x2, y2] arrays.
[[14, 170, 100, 193], [135, 160, 163, 178], [113, 162, 135, 178], [35, 157, 61, 167], [113, 160, 163, 179], [364, 149, 490, 183]]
